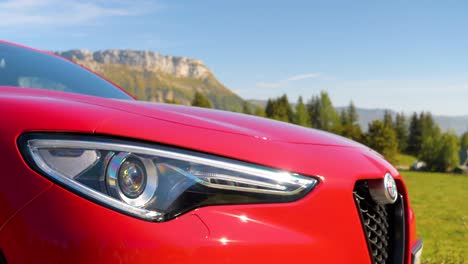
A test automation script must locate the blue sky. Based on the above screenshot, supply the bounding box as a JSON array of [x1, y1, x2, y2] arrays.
[[1, 0, 467, 116]]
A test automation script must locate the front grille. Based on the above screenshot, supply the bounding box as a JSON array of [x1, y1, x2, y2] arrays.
[[353, 181, 405, 264], [0, 250, 6, 264]]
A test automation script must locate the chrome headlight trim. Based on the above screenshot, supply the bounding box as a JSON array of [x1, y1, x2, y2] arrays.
[[20, 133, 319, 221]]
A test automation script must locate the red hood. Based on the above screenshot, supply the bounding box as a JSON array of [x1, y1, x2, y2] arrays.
[[1, 86, 398, 179], [96, 101, 366, 147], [0, 87, 364, 147]]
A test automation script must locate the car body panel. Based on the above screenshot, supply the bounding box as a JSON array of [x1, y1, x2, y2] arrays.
[[0, 87, 119, 227], [0, 41, 419, 263], [0, 173, 372, 263], [0, 85, 363, 146]]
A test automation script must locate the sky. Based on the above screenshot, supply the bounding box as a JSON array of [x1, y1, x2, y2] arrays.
[[1, 0, 467, 116]]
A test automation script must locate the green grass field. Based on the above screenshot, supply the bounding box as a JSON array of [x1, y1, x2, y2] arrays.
[[402, 171, 467, 263], [396, 153, 418, 167]]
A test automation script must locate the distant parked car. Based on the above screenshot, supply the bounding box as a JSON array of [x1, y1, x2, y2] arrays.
[[0, 40, 422, 263], [411, 161, 427, 171]]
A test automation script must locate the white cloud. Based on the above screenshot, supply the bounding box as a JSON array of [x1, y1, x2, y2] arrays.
[[255, 72, 321, 88], [287, 73, 321, 81], [0, 0, 155, 27]]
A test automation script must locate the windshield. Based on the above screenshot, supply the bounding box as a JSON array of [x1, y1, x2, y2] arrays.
[[0, 42, 132, 100]]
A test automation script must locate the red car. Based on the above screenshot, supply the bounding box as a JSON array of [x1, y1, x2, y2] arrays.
[[0, 40, 422, 264]]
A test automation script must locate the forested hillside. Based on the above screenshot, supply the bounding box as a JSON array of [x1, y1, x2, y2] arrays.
[[56, 49, 245, 111]]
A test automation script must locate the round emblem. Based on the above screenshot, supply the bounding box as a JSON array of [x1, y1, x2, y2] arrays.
[[368, 173, 398, 205], [383, 173, 398, 203]]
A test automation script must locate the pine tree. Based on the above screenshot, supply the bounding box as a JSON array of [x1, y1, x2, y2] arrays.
[[280, 94, 294, 122], [294, 96, 310, 127], [191, 92, 213, 108], [383, 110, 393, 128], [320, 91, 341, 133], [265, 99, 274, 118], [421, 112, 438, 139], [340, 101, 363, 142], [307, 91, 341, 133], [407, 111, 441, 156], [407, 112, 422, 155], [340, 109, 350, 126], [347, 101, 358, 125], [307, 95, 321, 128], [265, 94, 294, 122], [393, 112, 408, 153]]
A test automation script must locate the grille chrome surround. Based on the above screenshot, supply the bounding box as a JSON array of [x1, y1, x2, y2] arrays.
[[354, 181, 406, 264]]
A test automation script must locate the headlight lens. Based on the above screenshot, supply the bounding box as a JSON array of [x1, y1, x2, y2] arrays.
[[19, 134, 318, 221]]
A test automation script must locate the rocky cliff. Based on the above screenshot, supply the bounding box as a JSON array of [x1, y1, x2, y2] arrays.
[[55, 49, 245, 111], [57, 49, 211, 79]]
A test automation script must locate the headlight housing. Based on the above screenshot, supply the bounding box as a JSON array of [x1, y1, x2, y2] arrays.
[[19, 134, 318, 222]]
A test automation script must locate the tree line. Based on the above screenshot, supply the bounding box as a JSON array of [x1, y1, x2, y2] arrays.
[[191, 91, 468, 172]]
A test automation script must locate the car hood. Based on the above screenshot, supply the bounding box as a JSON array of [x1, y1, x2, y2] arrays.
[[1, 87, 364, 148], [81, 97, 364, 148], [2, 87, 397, 179]]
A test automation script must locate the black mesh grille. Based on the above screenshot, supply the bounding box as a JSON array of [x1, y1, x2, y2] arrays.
[[353, 181, 403, 264], [0, 250, 6, 264]]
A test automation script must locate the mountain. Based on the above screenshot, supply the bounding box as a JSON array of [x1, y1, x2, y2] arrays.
[[55, 49, 245, 111], [55, 49, 467, 134], [433, 115, 468, 135], [250, 100, 467, 135], [336, 107, 468, 135]]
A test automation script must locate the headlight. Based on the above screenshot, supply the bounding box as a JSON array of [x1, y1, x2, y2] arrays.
[[19, 134, 318, 222]]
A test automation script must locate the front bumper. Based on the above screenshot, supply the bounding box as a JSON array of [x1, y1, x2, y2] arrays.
[[0, 177, 376, 263], [0, 133, 420, 263], [411, 239, 424, 264]]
